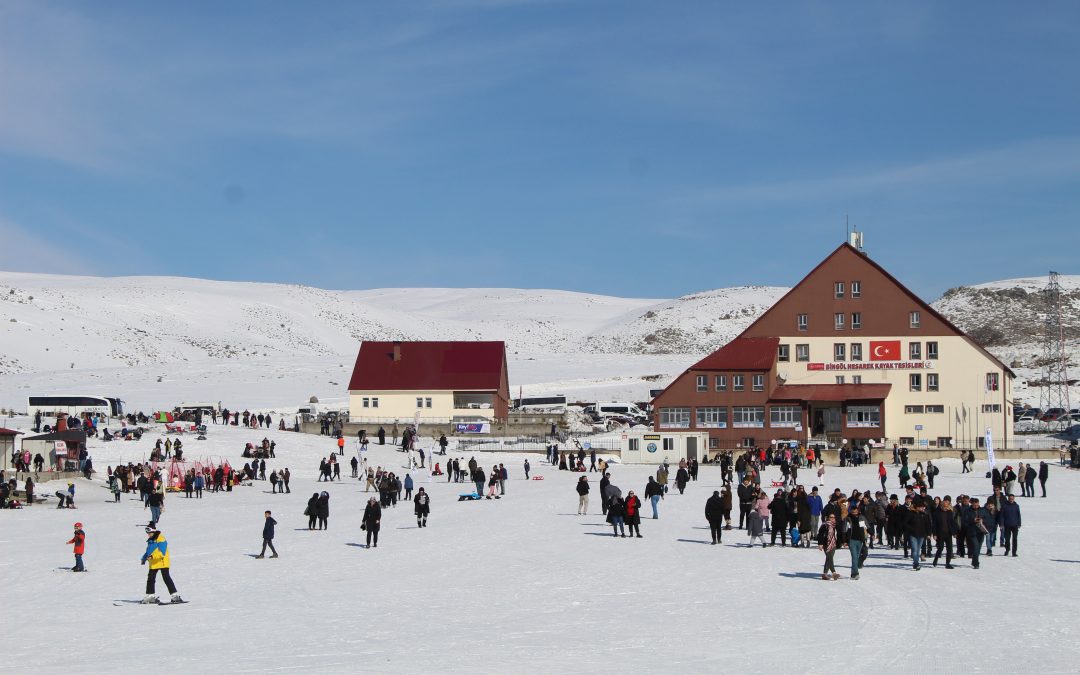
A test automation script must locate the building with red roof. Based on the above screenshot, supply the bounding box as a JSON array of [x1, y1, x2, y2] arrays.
[[347, 341, 510, 424], [652, 238, 1014, 453]]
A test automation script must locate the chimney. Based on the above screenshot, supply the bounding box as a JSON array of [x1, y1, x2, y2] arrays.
[[392, 341, 402, 362]]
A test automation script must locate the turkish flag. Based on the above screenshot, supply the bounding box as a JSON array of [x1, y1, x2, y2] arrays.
[[870, 340, 901, 361]]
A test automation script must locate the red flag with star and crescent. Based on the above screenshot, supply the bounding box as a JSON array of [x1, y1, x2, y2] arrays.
[[869, 340, 901, 361]]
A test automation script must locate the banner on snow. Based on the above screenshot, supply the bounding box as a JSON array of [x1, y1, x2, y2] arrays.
[[455, 423, 491, 434], [985, 427, 996, 470]]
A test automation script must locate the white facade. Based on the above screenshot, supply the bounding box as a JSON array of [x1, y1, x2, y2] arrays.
[[349, 390, 496, 423], [619, 430, 710, 464]]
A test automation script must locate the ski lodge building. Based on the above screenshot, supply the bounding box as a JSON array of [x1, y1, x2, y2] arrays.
[[347, 341, 511, 425], [652, 239, 1014, 452]]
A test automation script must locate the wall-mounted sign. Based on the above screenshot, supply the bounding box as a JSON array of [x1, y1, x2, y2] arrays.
[[647, 442, 658, 453], [808, 361, 927, 371], [643, 434, 661, 441], [454, 423, 490, 434]]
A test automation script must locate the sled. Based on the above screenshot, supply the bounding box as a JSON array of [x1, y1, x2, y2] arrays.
[[531, 476, 545, 480], [457, 493, 481, 501], [770, 480, 785, 487]]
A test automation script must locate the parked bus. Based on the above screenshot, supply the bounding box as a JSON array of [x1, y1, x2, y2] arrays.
[[511, 395, 567, 412], [27, 395, 125, 419]]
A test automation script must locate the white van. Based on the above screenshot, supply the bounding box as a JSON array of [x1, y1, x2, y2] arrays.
[[588, 402, 648, 421]]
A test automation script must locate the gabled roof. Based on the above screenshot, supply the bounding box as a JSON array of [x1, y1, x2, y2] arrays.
[[0, 428, 23, 436], [738, 243, 1013, 376], [771, 383, 892, 402], [690, 337, 779, 371], [23, 430, 87, 442], [348, 341, 507, 392]]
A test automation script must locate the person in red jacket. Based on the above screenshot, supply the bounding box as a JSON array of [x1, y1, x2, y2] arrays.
[[624, 491, 643, 538], [67, 522, 86, 572]]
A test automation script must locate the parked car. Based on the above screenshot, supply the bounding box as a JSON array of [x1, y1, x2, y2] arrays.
[[1042, 408, 1067, 422]]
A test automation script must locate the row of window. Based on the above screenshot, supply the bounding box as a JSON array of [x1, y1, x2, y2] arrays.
[[659, 405, 881, 429], [797, 310, 922, 331], [696, 374, 764, 392], [904, 404, 1002, 414], [363, 397, 435, 409], [779, 341, 940, 363], [833, 281, 862, 298]]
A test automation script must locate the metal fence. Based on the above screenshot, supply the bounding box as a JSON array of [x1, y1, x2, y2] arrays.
[[456, 434, 622, 454]]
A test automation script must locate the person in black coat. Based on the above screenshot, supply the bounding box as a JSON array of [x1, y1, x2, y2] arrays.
[[737, 478, 754, 529], [1000, 494, 1021, 556], [960, 497, 987, 569], [316, 491, 330, 530], [377, 426, 386, 445], [414, 487, 430, 528], [599, 473, 612, 515], [705, 491, 724, 544], [306, 493, 319, 530], [675, 466, 689, 494], [1024, 465, 1037, 498], [362, 497, 382, 547], [257, 510, 278, 558], [1038, 461, 1049, 498], [768, 491, 790, 546], [904, 501, 932, 570], [931, 497, 957, 568]]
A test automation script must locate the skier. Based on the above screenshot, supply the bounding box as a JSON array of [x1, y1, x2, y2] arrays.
[[256, 510, 278, 558], [140, 527, 182, 604], [362, 497, 382, 547], [67, 522, 86, 571], [414, 487, 430, 528]]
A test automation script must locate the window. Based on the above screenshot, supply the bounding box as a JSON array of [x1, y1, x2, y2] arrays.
[[715, 375, 727, 392], [982, 404, 1002, 413], [834, 313, 845, 330], [708, 438, 720, 450], [732, 406, 765, 428], [663, 437, 675, 451], [852, 375, 862, 384], [371, 398, 379, 408], [899, 436, 915, 445], [835, 376, 846, 384], [904, 405, 924, 414], [696, 407, 727, 429], [628, 438, 639, 452], [834, 343, 846, 361], [777, 344, 790, 362], [835, 281, 845, 298], [926, 405, 944, 413], [909, 374, 922, 391], [696, 375, 707, 392], [927, 341, 938, 359], [752, 374, 764, 391], [986, 373, 999, 391], [910, 342, 922, 360], [851, 281, 862, 298], [425, 397, 432, 408], [910, 311, 921, 328], [851, 312, 862, 330], [796, 344, 809, 362], [732, 375, 744, 392], [850, 343, 862, 361], [416, 397, 424, 408], [362, 397, 370, 408], [937, 437, 952, 448], [797, 314, 808, 331], [927, 373, 939, 392], [741, 437, 756, 449], [846, 405, 880, 427], [770, 405, 800, 427], [659, 407, 691, 428]]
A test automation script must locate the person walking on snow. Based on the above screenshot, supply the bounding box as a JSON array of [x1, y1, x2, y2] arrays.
[[817, 513, 840, 580], [576, 476, 590, 515], [362, 497, 382, 547], [644, 476, 664, 519], [705, 491, 724, 545], [67, 523, 86, 572], [140, 527, 182, 604], [256, 510, 278, 558], [414, 487, 430, 528]]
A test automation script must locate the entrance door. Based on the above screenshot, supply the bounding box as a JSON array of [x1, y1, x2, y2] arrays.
[[824, 408, 842, 433], [686, 436, 698, 462]]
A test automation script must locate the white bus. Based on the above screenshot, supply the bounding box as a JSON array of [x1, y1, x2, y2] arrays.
[[27, 395, 125, 419]]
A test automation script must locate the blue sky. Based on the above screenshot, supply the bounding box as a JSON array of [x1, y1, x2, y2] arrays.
[[1, 0, 1078, 299]]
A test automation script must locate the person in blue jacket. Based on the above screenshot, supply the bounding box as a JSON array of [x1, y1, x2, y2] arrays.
[[403, 474, 414, 501], [807, 487, 824, 540], [1000, 494, 1021, 557], [256, 510, 278, 559]]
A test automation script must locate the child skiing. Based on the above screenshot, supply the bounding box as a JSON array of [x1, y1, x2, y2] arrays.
[[140, 527, 183, 604], [67, 523, 86, 571]]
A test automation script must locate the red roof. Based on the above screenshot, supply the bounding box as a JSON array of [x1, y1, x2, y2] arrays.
[[348, 341, 507, 391], [0, 428, 22, 436], [691, 337, 779, 371], [771, 383, 892, 401]]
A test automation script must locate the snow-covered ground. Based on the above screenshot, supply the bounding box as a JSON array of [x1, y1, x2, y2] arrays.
[[3, 417, 1077, 674]]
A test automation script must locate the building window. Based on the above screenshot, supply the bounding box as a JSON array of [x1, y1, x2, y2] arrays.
[[659, 407, 691, 428], [696, 375, 707, 392], [797, 314, 808, 331], [796, 344, 809, 362], [834, 343, 846, 361], [905, 405, 924, 414], [662, 437, 675, 451], [910, 311, 921, 328], [851, 281, 862, 298], [899, 436, 915, 445], [937, 437, 952, 448], [909, 374, 921, 391], [982, 404, 1003, 413], [834, 313, 845, 330], [732, 375, 744, 392], [835, 376, 846, 384], [696, 407, 727, 429], [362, 398, 370, 408], [715, 375, 727, 391], [628, 438, 639, 452], [425, 397, 432, 408], [986, 373, 999, 391], [927, 373, 939, 392], [910, 342, 922, 360], [926, 405, 944, 413], [416, 397, 424, 408], [770, 405, 800, 427], [741, 437, 756, 449], [708, 438, 720, 450], [927, 341, 938, 360], [846, 405, 880, 427], [851, 312, 862, 330], [777, 344, 790, 362], [371, 398, 379, 408], [834, 281, 844, 298], [852, 375, 862, 384], [752, 374, 764, 391], [850, 343, 862, 361], [732, 406, 765, 428]]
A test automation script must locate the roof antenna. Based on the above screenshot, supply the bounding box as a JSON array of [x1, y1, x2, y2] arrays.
[[845, 213, 849, 242]]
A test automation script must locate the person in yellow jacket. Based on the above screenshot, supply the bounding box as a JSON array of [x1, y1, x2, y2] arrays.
[[140, 527, 183, 604]]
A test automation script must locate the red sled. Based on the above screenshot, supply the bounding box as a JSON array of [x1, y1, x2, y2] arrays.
[[531, 476, 545, 480], [770, 480, 785, 487]]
